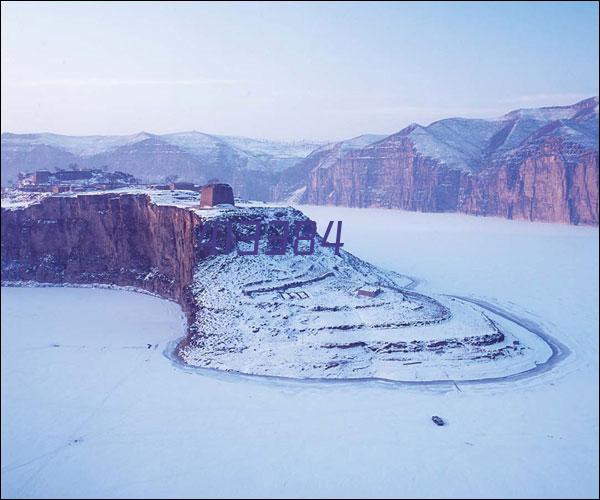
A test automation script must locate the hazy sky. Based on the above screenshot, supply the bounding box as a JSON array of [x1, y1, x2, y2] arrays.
[[1, 1, 598, 141]]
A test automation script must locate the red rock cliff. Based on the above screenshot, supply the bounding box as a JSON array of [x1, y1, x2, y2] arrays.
[[305, 136, 598, 225], [1, 193, 202, 317]]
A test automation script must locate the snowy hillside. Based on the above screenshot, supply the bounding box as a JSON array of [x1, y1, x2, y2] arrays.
[[217, 135, 325, 161], [0, 131, 152, 156], [373, 96, 599, 172], [179, 208, 555, 381], [309, 134, 387, 169], [0, 131, 326, 187], [2, 207, 597, 498]]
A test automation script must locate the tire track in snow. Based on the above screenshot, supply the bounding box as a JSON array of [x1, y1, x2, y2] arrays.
[[444, 295, 571, 383]]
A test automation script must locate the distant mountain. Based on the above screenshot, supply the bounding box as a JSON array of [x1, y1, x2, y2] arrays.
[[2, 97, 598, 224], [271, 134, 386, 202], [303, 97, 598, 224], [360, 96, 599, 173], [0, 131, 326, 199], [216, 135, 324, 168]]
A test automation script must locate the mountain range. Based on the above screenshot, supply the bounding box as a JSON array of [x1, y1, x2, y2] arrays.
[[0, 131, 323, 200], [2, 96, 598, 224]]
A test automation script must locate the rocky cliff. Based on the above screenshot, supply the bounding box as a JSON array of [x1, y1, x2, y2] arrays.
[[304, 136, 599, 224], [2, 98, 598, 224], [1, 193, 202, 318], [303, 98, 599, 225]]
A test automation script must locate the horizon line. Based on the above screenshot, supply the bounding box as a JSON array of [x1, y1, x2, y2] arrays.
[[1, 95, 597, 143]]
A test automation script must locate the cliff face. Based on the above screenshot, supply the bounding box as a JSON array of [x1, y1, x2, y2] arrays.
[[1, 194, 202, 316], [304, 136, 599, 225], [300, 97, 599, 225], [271, 134, 386, 202], [2, 98, 598, 225], [305, 136, 462, 212], [460, 140, 598, 224]]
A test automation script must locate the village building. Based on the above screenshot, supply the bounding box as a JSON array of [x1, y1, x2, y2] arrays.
[[200, 183, 235, 207], [16, 168, 139, 192], [32, 170, 52, 184], [168, 182, 197, 191], [357, 286, 382, 298]]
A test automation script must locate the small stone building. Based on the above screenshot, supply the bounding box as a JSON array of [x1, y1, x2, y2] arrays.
[[32, 170, 51, 184], [357, 286, 382, 298], [169, 182, 197, 191], [200, 183, 235, 207]]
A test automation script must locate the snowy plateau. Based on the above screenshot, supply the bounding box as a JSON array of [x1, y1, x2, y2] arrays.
[[1, 197, 599, 498]]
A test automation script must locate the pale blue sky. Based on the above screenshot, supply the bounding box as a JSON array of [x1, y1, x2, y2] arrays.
[[1, 1, 598, 140]]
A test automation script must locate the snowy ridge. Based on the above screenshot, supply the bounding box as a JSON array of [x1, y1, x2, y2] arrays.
[[1, 131, 327, 173], [354, 96, 599, 172], [310, 134, 387, 170], [217, 135, 325, 160], [501, 96, 599, 122], [0, 131, 152, 156]]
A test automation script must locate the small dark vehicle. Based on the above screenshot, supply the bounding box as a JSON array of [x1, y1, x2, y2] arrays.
[[431, 415, 445, 426]]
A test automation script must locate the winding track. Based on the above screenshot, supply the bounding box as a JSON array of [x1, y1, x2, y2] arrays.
[[445, 295, 570, 382], [164, 282, 571, 387]]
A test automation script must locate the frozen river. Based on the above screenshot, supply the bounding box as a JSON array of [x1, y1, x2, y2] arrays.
[[2, 207, 598, 498]]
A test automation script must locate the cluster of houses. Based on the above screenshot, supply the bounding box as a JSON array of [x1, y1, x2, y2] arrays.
[[14, 167, 235, 208], [16, 168, 140, 193]]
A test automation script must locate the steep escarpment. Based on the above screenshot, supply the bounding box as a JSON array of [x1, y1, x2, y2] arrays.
[[305, 136, 463, 212], [303, 97, 599, 225], [305, 136, 599, 224], [460, 140, 598, 224], [271, 134, 385, 202], [1, 193, 201, 317]]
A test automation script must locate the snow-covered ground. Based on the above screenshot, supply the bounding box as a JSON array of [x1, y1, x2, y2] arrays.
[[1, 208, 598, 498]]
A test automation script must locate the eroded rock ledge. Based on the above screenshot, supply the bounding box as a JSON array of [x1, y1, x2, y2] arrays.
[[2, 192, 201, 320]]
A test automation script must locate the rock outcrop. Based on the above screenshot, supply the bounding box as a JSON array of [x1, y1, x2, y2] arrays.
[[304, 136, 599, 224], [303, 98, 599, 225], [1, 193, 201, 318]]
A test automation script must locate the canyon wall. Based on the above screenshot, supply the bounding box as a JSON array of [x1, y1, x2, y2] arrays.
[[2, 99, 598, 225], [1, 194, 202, 318], [304, 137, 599, 225]]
